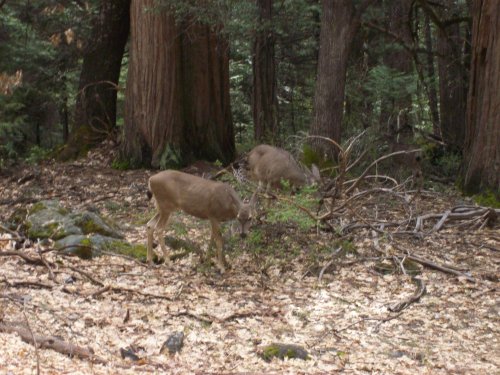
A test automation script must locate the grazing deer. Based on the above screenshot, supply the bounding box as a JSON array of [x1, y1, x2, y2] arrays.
[[246, 144, 320, 193], [146, 170, 255, 274]]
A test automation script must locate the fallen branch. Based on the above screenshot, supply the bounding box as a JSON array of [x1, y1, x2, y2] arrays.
[[404, 253, 475, 282], [0, 250, 46, 265], [88, 284, 172, 301], [388, 277, 426, 312], [1, 278, 53, 290], [0, 322, 106, 364]]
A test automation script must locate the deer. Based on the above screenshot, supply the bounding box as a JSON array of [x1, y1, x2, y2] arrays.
[[146, 170, 256, 274], [246, 144, 321, 193]]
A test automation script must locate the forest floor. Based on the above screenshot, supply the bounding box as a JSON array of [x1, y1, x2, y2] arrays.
[[0, 142, 499, 374]]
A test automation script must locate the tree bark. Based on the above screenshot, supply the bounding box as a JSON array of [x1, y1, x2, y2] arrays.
[[121, 1, 234, 168], [379, 0, 414, 146], [424, 12, 440, 135], [59, 0, 130, 160], [252, 0, 279, 143], [310, 0, 372, 159], [461, 0, 500, 196], [436, 0, 467, 152], [180, 21, 235, 164]]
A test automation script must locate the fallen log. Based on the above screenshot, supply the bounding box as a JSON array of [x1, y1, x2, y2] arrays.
[[0, 322, 106, 364]]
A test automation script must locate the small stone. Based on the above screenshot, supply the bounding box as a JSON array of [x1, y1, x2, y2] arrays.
[[160, 332, 184, 355], [120, 347, 140, 361]]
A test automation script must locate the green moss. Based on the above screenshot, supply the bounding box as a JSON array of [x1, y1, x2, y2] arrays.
[[260, 343, 309, 362], [29, 202, 48, 215], [261, 345, 281, 361], [8, 207, 28, 227], [28, 221, 69, 240], [80, 238, 92, 247], [340, 240, 357, 255], [111, 158, 131, 170], [104, 240, 148, 261], [473, 191, 500, 208], [79, 218, 103, 234]]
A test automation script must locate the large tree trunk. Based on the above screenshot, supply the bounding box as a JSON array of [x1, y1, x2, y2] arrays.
[[461, 0, 500, 196], [252, 0, 279, 143], [180, 21, 235, 164], [379, 0, 414, 146], [310, 0, 372, 159], [121, 0, 234, 168], [120, 0, 182, 167], [437, 0, 467, 152], [59, 0, 130, 160]]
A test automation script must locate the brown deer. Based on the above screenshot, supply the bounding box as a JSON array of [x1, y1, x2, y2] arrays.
[[146, 170, 256, 273], [246, 144, 320, 193]]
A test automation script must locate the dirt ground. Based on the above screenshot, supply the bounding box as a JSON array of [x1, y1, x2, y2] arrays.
[[0, 144, 499, 374]]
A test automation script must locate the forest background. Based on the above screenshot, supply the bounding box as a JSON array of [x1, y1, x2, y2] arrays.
[[0, 0, 498, 199]]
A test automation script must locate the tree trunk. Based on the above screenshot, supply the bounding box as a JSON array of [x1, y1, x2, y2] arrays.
[[60, 0, 130, 160], [252, 0, 279, 143], [461, 0, 500, 196], [310, 0, 372, 159], [424, 12, 440, 135], [121, 0, 181, 167], [437, 0, 467, 152], [379, 0, 414, 146], [121, 0, 234, 168]]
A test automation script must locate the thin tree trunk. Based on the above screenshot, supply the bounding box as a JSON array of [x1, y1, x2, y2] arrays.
[[437, 0, 467, 152], [252, 0, 279, 143], [379, 0, 413, 146], [424, 13, 440, 135], [310, 0, 372, 159]]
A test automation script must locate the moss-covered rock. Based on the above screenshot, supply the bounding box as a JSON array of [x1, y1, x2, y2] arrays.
[[55, 235, 93, 259], [260, 343, 309, 362], [26, 201, 82, 240], [72, 211, 123, 238], [55, 234, 147, 260]]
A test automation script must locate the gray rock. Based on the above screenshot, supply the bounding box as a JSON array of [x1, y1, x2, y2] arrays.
[[160, 332, 184, 355]]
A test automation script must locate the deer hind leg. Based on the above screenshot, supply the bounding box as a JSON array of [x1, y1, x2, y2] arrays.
[[146, 213, 161, 264], [210, 220, 226, 274]]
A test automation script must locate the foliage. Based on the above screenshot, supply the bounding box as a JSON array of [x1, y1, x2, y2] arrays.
[[0, 1, 94, 165], [266, 184, 318, 231]]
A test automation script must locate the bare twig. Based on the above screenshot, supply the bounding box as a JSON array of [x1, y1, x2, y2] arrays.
[[388, 277, 426, 312], [346, 149, 421, 195], [21, 303, 41, 375]]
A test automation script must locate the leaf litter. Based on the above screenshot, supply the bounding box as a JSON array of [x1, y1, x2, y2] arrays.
[[0, 143, 498, 374]]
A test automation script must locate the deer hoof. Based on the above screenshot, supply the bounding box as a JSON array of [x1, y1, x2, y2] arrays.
[[213, 259, 226, 274]]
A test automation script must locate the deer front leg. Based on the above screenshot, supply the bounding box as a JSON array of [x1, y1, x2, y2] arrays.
[[155, 213, 171, 263], [210, 220, 226, 274], [146, 213, 160, 265]]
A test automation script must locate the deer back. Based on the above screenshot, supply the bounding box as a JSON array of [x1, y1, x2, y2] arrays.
[[148, 170, 242, 222]]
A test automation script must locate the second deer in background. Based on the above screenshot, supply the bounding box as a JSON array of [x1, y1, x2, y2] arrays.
[[246, 144, 321, 193]]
